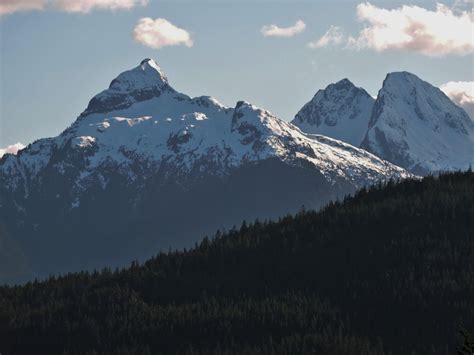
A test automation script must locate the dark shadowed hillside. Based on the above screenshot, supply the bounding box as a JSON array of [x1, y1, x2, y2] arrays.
[[1, 171, 473, 355]]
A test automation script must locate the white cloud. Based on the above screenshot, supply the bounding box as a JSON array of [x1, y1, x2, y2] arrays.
[[314, 2, 474, 57], [308, 25, 344, 49], [0, 0, 46, 16], [53, 0, 148, 13], [354, 2, 473, 56], [440, 81, 474, 120], [261, 20, 306, 38], [133, 17, 193, 49], [0, 0, 147, 15], [0, 143, 26, 158]]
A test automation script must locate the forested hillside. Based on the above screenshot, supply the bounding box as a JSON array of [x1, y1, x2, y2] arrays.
[[1, 171, 473, 354]]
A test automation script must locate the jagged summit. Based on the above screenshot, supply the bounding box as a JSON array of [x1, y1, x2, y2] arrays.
[[79, 58, 173, 117], [361, 71, 474, 174], [139, 58, 168, 82], [373, 71, 447, 110], [140, 57, 153, 65], [332, 78, 354, 89], [292, 78, 374, 146], [385, 71, 416, 79], [111, 58, 170, 91]]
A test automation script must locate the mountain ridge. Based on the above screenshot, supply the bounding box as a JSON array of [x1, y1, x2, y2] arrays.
[[293, 71, 474, 174], [0, 59, 410, 282]]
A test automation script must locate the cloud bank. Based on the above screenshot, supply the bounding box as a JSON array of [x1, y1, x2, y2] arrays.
[[261, 20, 306, 38], [312, 2, 474, 57], [440, 81, 474, 120], [0, 143, 26, 158], [133, 18, 193, 49], [0, 0, 147, 15]]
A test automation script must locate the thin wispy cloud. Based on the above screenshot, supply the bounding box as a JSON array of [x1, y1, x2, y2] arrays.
[[308, 26, 344, 49], [53, 0, 148, 13], [261, 20, 306, 38], [312, 2, 474, 57], [440, 81, 474, 120], [0, 0, 148, 16], [0, 143, 26, 158], [133, 18, 193, 49]]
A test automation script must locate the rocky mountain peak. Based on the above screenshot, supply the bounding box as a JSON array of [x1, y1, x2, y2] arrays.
[[292, 79, 374, 146], [362, 71, 474, 174], [79, 58, 174, 118]]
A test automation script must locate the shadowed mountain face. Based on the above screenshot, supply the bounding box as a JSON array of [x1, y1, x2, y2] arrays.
[[294, 72, 474, 175], [0, 59, 409, 282]]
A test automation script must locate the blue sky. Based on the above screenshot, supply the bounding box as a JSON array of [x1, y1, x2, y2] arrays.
[[1, 0, 473, 147]]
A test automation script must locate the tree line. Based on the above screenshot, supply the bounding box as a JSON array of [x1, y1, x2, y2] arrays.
[[1, 171, 473, 354]]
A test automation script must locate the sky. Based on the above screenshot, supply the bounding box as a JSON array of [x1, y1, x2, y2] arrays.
[[0, 0, 473, 149]]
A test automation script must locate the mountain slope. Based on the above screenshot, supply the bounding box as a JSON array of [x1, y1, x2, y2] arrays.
[[360, 72, 474, 174], [2, 171, 473, 355], [292, 79, 375, 146], [0, 59, 410, 281]]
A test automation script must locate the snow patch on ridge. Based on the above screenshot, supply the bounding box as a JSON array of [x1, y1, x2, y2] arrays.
[[73, 136, 96, 148]]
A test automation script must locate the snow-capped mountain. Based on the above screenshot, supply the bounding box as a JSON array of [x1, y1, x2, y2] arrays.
[[361, 72, 474, 175], [292, 79, 375, 146], [0, 59, 410, 282], [294, 72, 474, 175]]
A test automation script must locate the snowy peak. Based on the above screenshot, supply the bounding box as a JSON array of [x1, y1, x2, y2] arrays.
[[293, 71, 474, 174], [292, 78, 374, 146], [112, 58, 170, 91], [80, 58, 175, 117], [362, 71, 474, 174], [383, 71, 419, 86], [371, 71, 472, 134], [232, 101, 272, 130]]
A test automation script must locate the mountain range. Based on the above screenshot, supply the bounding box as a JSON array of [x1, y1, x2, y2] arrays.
[[0, 59, 410, 282], [1, 59, 472, 282], [293, 72, 474, 175]]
